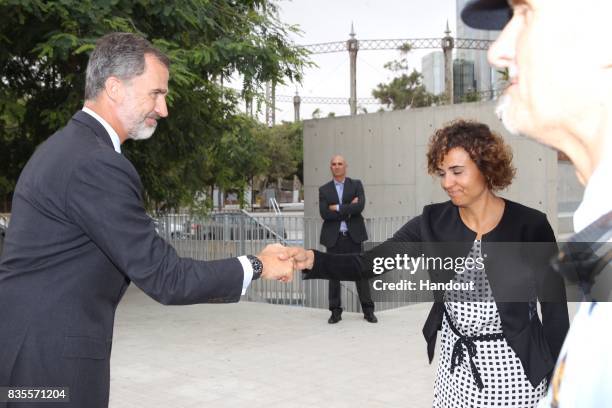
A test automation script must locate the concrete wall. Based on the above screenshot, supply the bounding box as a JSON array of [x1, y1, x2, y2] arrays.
[[303, 100, 559, 233]]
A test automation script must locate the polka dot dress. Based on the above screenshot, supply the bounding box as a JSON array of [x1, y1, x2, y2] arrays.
[[432, 240, 547, 408]]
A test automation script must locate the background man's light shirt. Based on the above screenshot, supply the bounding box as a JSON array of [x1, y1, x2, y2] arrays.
[[334, 180, 348, 233]]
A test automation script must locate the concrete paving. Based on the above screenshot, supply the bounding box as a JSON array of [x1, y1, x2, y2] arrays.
[[110, 286, 579, 408], [110, 286, 437, 408]]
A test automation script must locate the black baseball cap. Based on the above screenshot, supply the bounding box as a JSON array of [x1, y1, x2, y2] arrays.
[[461, 0, 513, 30]]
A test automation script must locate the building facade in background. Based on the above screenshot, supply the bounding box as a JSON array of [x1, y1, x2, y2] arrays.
[[422, 51, 445, 96], [455, 0, 501, 93], [453, 59, 476, 103], [421, 54, 476, 103], [421, 1, 501, 99]]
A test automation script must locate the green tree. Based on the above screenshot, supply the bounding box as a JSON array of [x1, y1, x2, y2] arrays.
[[260, 121, 302, 181], [269, 120, 303, 184], [371, 43, 440, 110], [0, 0, 310, 212], [187, 117, 303, 210], [459, 89, 482, 103], [497, 68, 510, 82], [211, 114, 270, 209]]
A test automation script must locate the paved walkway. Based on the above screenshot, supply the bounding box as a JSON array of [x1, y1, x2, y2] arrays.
[[110, 286, 437, 408], [110, 286, 578, 408]]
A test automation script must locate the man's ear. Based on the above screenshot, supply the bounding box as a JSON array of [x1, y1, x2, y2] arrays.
[[104, 76, 125, 103]]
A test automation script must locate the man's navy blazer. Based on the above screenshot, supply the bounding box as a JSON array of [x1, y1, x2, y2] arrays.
[[318, 177, 368, 248], [0, 111, 244, 407]]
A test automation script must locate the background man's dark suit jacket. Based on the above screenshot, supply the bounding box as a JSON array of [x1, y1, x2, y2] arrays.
[[318, 177, 368, 248], [0, 111, 244, 408]]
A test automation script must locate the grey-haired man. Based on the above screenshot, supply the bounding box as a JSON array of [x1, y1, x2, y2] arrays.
[[0, 32, 294, 408], [462, 1, 612, 406]]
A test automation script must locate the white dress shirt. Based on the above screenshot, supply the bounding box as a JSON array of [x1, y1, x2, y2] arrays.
[[82, 107, 122, 154]]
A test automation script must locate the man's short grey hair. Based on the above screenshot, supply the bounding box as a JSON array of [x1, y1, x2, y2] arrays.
[[84, 32, 170, 100]]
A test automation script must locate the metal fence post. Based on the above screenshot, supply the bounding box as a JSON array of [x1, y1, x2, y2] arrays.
[[239, 214, 246, 256]]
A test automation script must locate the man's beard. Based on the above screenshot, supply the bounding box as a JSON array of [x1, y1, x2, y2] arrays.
[[128, 117, 157, 140], [495, 93, 520, 136]]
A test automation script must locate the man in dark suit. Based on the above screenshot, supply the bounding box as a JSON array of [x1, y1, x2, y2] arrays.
[[0, 32, 294, 408], [319, 155, 376, 324]]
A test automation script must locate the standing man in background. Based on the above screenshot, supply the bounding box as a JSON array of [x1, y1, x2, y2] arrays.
[[319, 155, 376, 324], [462, 0, 612, 406]]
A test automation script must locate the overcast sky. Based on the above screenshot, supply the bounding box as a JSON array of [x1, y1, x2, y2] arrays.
[[265, 0, 458, 122]]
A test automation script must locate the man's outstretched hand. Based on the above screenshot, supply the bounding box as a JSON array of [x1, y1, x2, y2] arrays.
[[257, 243, 296, 282], [278, 246, 315, 271], [256, 244, 315, 283]]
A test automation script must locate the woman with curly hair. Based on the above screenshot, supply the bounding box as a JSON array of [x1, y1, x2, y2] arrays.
[[298, 120, 569, 407]]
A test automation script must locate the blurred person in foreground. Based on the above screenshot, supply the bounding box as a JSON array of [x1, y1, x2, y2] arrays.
[[461, 0, 612, 406], [0, 32, 294, 408], [292, 120, 569, 407]]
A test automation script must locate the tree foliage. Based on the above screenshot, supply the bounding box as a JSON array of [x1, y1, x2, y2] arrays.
[[371, 44, 442, 110], [263, 120, 303, 183], [194, 117, 303, 209], [0, 0, 310, 212], [458, 89, 481, 103]]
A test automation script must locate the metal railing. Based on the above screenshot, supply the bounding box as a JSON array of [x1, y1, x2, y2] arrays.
[[0, 211, 424, 311], [269, 198, 281, 215], [157, 212, 424, 312]]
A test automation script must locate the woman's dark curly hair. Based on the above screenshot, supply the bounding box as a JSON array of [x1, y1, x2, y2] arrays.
[[426, 120, 516, 191]]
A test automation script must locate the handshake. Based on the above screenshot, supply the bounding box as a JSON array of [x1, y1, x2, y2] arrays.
[[255, 243, 315, 282]]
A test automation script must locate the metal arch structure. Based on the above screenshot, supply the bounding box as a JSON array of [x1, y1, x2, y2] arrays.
[[263, 32, 497, 125], [454, 38, 494, 50], [276, 95, 380, 105], [275, 90, 504, 107], [300, 37, 492, 54]]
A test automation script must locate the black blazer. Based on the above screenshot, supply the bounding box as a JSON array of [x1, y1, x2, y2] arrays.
[[319, 177, 368, 248], [305, 199, 570, 387], [0, 111, 244, 407]]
